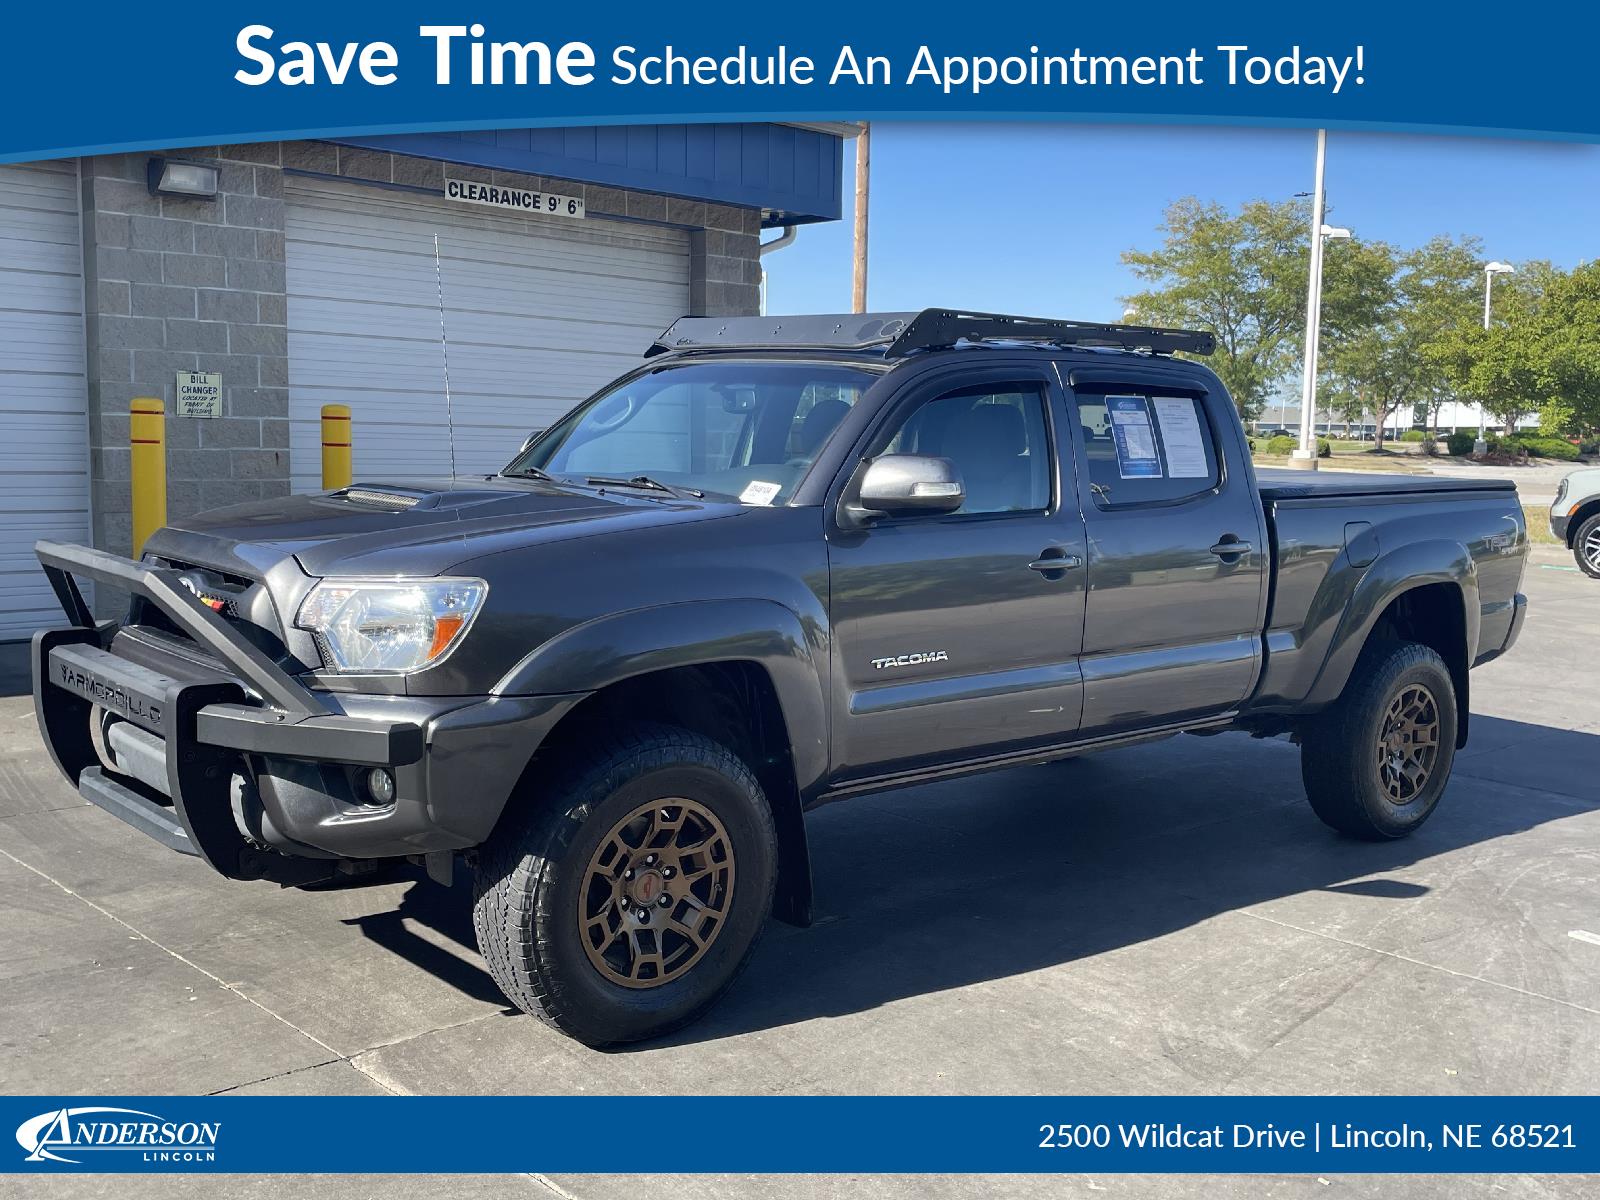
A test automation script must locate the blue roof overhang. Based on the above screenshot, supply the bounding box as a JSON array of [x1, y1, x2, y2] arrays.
[[328, 123, 844, 227]]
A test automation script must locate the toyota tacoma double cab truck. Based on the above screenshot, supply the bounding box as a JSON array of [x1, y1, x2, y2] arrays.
[[32, 310, 1529, 1046]]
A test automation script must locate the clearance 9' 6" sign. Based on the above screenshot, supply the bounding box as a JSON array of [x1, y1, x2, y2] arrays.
[[445, 177, 585, 218]]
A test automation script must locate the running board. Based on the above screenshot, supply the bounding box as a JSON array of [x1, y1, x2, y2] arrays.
[[811, 714, 1239, 806]]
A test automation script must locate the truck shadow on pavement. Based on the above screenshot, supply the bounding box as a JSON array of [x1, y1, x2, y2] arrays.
[[315, 716, 1600, 1045], [660, 715, 1600, 1046], [334, 866, 513, 1008]]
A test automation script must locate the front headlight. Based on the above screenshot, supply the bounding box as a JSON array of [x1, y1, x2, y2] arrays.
[[295, 578, 487, 674]]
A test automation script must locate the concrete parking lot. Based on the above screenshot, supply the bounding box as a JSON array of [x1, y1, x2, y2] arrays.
[[2, 545, 1596, 1200]]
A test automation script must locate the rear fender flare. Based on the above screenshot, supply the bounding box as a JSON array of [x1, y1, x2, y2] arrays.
[[1305, 538, 1478, 711]]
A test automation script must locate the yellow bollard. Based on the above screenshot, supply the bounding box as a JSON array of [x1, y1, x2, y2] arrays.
[[321, 404, 352, 491], [129, 397, 166, 558]]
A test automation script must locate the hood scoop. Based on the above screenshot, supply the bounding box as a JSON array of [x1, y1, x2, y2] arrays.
[[334, 486, 427, 511]]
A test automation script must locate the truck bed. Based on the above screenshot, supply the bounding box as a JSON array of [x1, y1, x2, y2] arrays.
[[1256, 467, 1517, 502]]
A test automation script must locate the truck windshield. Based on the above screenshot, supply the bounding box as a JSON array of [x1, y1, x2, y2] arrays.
[[504, 361, 878, 503]]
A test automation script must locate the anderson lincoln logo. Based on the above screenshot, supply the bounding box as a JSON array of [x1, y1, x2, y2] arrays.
[[16, 1108, 220, 1165]]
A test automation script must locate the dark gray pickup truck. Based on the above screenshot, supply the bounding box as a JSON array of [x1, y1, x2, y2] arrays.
[[32, 310, 1528, 1045]]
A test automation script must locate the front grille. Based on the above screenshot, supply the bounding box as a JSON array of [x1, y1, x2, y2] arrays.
[[146, 557, 254, 621], [135, 557, 292, 664]]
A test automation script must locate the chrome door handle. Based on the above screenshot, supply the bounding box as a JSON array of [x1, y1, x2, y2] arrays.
[[1028, 555, 1082, 572], [1209, 540, 1253, 558]]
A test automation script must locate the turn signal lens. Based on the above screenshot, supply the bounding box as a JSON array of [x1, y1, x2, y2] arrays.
[[429, 614, 466, 660], [296, 578, 487, 674]]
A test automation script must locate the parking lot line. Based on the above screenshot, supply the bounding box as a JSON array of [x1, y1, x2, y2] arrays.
[[0, 840, 347, 1063], [1241, 908, 1600, 1019]]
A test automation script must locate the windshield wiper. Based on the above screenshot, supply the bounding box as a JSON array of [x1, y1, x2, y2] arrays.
[[585, 475, 704, 499], [503, 465, 555, 481]]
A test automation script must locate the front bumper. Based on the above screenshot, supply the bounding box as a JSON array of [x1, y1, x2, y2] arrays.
[[1550, 509, 1570, 545], [32, 540, 581, 883]]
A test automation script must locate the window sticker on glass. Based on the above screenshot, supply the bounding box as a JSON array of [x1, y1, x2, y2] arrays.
[[1152, 397, 1210, 478], [1107, 396, 1162, 479], [739, 480, 782, 506]]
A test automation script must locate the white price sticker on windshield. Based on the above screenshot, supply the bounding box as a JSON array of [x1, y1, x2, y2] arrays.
[[739, 480, 782, 506]]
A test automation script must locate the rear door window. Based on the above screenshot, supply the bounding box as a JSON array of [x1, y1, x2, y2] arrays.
[[1073, 389, 1219, 506]]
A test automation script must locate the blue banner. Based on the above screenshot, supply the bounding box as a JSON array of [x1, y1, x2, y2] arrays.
[[6, 1097, 1598, 1173], [4, 1, 1599, 162]]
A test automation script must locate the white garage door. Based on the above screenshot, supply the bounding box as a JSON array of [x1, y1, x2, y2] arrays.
[[285, 177, 690, 492], [0, 162, 90, 641]]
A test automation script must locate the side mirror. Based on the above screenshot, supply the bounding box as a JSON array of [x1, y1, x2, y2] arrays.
[[852, 455, 965, 520], [520, 428, 545, 453]]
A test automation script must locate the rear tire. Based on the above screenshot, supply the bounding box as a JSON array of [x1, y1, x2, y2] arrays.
[[1300, 640, 1458, 840], [1574, 513, 1600, 579], [472, 723, 777, 1047]]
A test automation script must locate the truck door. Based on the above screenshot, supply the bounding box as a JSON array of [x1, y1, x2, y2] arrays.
[[825, 364, 1087, 782], [1062, 369, 1268, 732]]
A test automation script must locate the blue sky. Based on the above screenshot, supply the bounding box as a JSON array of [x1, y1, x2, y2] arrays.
[[763, 123, 1600, 319]]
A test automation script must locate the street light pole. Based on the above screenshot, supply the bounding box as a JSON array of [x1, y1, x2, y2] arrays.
[[1293, 130, 1351, 470], [851, 124, 870, 314], [1476, 261, 1514, 451]]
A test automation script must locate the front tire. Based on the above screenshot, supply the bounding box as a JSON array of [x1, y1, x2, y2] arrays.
[[1300, 640, 1458, 840], [472, 724, 777, 1047], [1574, 512, 1600, 579]]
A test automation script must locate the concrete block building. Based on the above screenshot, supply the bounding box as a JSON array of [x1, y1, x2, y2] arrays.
[[0, 123, 849, 640]]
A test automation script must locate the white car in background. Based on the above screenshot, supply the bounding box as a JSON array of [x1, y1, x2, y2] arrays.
[[1551, 467, 1600, 578]]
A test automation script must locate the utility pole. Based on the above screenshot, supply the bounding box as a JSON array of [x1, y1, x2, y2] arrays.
[[1292, 130, 1329, 471], [1477, 261, 1515, 451], [1292, 129, 1351, 470], [852, 123, 870, 313]]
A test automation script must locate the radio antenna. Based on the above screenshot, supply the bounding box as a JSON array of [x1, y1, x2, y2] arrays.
[[432, 233, 458, 480]]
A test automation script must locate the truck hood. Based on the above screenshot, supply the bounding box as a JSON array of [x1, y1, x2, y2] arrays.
[[145, 477, 732, 579]]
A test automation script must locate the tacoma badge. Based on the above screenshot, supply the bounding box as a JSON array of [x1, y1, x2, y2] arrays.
[[870, 650, 949, 670]]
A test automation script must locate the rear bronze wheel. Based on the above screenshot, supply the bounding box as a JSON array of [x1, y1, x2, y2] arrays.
[[1374, 683, 1441, 804], [1302, 640, 1458, 840], [473, 724, 776, 1046]]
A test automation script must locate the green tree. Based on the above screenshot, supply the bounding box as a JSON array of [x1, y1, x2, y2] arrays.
[[1323, 236, 1483, 449], [1321, 377, 1373, 435], [1533, 261, 1600, 435], [1427, 259, 1600, 437], [1321, 240, 1409, 449], [1397, 236, 1483, 432], [1122, 197, 1309, 420]]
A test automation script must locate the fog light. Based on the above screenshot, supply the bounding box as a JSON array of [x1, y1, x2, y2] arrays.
[[366, 768, 396, 805]]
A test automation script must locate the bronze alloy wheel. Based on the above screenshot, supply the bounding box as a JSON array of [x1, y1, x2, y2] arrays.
[[577, 798, 736, 988], [1375, 682, 1441, 804]]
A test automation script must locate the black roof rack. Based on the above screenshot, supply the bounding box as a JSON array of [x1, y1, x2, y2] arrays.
[[647, 308, 1216, 359]]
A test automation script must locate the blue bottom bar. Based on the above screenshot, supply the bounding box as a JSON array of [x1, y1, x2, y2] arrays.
[[6, 1096, 1598, 1174]]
